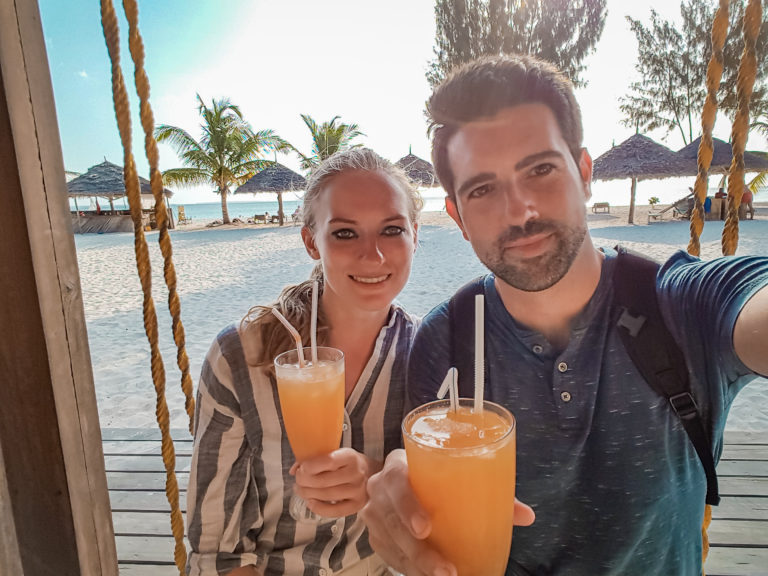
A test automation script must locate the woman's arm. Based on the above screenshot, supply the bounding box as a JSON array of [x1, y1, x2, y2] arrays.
[[187, 335, 263, 575]]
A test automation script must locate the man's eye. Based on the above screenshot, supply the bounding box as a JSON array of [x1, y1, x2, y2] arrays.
[[332, 229, 356, 239], [531, 163, 554, 177], [468, 184, 492, 199], [383, 226, 405, 236]]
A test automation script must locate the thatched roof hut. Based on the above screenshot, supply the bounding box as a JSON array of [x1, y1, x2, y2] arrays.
[[676, 136, 768, 174], [395, 152, 440, 187], [592, 134, 692, 224], [592, 134, 692, 181], [235, 162, 306, 194], [66, 160, 173, 199], [235, 162, 306, 226]]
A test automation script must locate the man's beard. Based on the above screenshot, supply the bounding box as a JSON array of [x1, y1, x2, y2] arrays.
[[478, 218, 587, 292]]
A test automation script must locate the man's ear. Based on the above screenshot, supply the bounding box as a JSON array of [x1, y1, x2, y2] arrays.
[[579, 148, 593, 202], [301, 226, 320, 260], [445, 197, 469, 241]]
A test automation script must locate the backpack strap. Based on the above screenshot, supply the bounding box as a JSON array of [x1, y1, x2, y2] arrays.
[[613, 245, 720, 505], [448, 276, 487, 399]]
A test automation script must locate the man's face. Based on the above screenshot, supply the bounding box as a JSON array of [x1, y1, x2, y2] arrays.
[[445, 104, 593, 292]]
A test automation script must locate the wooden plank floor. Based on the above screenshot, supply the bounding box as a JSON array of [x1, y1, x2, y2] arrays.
[[102, 429, 768, 575]]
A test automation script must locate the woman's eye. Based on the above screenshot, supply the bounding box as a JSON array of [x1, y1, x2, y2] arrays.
[[383, 225, 405, 236], [332, 229, 356, 240]]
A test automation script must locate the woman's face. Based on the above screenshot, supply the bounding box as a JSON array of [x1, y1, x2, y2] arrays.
[[302, 169, 418, 316]]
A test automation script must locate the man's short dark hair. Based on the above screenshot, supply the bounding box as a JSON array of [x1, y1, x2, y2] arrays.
[[427, 54, 584, 200]]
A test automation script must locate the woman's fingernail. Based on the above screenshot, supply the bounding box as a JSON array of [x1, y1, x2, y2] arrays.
[[411, 512, 429, 535]]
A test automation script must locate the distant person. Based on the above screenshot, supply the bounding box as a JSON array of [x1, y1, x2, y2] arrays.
[[187, 148, 423, 576], [742, 186, 755, 220], [361, 53, 768, 576]]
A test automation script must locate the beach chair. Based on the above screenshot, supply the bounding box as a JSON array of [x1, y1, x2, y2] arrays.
[[177, 205, 191, 225], [253, 213, 267, 224]]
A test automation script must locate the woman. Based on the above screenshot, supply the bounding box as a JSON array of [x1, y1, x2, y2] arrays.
[[186, 148, 422, 576]]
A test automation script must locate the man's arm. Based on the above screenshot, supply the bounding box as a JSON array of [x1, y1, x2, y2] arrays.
[[733, 284, 768, 376]]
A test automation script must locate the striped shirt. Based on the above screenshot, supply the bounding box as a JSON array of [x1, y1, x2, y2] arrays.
[[187, 305, 418, 576]]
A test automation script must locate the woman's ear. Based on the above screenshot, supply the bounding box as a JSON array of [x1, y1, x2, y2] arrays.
[[301, 226, 320, 260]]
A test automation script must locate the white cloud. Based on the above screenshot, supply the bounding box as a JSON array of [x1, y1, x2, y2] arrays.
[[78, 70, 88, 79]]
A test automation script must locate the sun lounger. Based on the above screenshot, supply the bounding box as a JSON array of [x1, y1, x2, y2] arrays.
[[592, 202, 610, 213]]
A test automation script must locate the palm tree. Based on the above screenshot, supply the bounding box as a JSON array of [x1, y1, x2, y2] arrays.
[[748, 113, 768, 195], [155, 95, 287, 224], [291, 114, 364, 171]]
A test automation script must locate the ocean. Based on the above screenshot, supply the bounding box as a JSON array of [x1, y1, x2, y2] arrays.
[[169, 190, 449, 222]]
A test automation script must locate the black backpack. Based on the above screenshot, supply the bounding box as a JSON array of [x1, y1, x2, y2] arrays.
[[448, 246, 719, 506]]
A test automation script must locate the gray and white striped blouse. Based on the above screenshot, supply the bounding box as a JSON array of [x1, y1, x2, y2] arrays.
[[187, 306, 418, 576]]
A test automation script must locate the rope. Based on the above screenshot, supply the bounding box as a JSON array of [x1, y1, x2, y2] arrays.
[[99, 1, 186, 573], [702, 503, 713, 575], [688, 0, 730, 257], [722, 0, 762, 255], [122, 0, 196, 433]]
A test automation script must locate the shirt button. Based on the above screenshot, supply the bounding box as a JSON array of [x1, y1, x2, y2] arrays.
[[342, 423, 348, 431], [557, 362, 568, 373], [319, 570, 327, 576], [561, 391, 572, 402], [331, 524, 339, 534], [532, 344, 543, 354]]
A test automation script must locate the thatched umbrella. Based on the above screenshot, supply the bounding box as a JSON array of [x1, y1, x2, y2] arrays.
[[676, 136, 768, 174], [235, 162, 306, 226], [395, 150, 440, 188], [592, 134, 691, 224], [67, 160, 173, 213]]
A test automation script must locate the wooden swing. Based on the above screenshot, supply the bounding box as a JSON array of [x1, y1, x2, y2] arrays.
[[91, 0, 762, 574]]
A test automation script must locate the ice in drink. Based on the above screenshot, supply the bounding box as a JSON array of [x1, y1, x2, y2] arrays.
[[403, 399, 516, 576], [274, 347, 345, 462]]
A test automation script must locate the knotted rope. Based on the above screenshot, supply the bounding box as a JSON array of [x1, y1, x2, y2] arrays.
[[688, 0, 730, 257], [722, 0, 762, 255], [99, 0, 190, 572]]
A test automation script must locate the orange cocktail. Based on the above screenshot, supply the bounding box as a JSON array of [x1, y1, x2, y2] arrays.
[[274, 347, 345, 461], [403, 398, 516, 576]]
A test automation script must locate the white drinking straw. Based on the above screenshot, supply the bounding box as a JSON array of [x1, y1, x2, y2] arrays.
[[271, 308, 306, 368], [437, 367, 459, 412], [474, 294, 484, 413], [310, 280, 319, 365]]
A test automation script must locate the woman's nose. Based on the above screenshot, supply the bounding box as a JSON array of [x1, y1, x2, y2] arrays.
[[360, 236, 385, 263]]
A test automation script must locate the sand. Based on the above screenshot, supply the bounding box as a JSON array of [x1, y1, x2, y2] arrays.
[[74, 204, 768, 432]]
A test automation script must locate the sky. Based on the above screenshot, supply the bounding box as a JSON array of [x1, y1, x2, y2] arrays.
[[38, 0, 763, 205]]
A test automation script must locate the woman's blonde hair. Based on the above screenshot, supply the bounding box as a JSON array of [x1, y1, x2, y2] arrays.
[[241, 148, 423, 366]]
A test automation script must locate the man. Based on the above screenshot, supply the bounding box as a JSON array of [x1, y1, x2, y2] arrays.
[[741, 186, 755, 220], [360, 54, 768, 576]]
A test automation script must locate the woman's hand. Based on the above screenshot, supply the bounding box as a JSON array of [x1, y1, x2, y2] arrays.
[[292, 448, 383, 518]]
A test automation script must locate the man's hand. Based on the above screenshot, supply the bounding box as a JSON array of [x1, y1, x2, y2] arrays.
[[360, 449, 536, 576], [292, 448, 381, 518]]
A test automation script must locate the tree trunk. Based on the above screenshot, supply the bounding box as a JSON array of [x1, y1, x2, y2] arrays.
[[628, 177, 637, 225], [277, 191, 284, 226], [220, 187, 230, 224]]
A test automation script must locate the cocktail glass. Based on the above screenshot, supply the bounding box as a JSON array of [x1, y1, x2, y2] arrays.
[[403, 398, 516, 576], [274, 346, 345, 523]]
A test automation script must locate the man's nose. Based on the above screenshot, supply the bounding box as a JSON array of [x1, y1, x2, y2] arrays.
[[502, 183, 540, 225]]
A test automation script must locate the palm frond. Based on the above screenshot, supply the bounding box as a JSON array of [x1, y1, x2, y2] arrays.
[[154, 125, 202, 156], [161, 167, 212, 188]]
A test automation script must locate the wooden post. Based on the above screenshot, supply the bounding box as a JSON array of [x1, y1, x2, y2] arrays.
[[0, 0, 118, 574]]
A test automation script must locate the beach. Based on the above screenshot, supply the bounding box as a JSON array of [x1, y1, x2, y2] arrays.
[[74, 204, 768, 432]]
